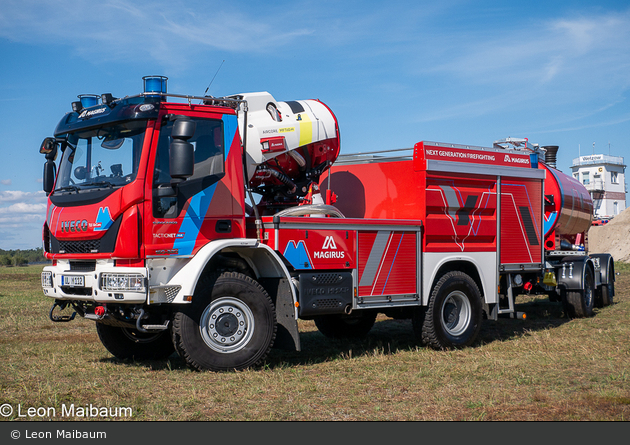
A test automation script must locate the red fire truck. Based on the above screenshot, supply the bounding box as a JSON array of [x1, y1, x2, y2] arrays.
[[39, 77, 615, 371]]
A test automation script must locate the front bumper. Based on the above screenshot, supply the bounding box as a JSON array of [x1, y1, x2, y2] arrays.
[[41, 260, 148, 304]]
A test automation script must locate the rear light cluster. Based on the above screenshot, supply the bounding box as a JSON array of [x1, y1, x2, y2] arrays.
[[100, 273, 145, 292]]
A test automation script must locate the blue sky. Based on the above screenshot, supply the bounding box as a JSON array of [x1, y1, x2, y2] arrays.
[[0, 0, 628, 249]]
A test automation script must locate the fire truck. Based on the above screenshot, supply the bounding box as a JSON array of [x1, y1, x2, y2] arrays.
[[38, 76, 615, 371]]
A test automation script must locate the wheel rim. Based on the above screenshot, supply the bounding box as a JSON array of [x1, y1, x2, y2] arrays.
[[199, 297, 254, 353], [440, 290, 472, 337], [584, 270, 594, 308]]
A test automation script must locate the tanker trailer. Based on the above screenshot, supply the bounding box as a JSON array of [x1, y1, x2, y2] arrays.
[[537, 145, 615, 317]]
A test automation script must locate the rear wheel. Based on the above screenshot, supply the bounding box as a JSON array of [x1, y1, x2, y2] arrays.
[[96, 323, 175, 360], [171, 272, 276, 372], [564, 265, 595, 318], [314, 311, 377, 339], [596, 262, 614, 308], [421, 271, 483, 349]]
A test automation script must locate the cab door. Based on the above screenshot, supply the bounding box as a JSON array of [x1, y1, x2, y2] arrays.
[[144, 110, 244, 257]]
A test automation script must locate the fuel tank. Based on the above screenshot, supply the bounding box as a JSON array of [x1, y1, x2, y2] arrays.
[[540, 160, 593, 242]]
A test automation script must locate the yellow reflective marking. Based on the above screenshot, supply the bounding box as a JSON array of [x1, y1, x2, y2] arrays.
[[298, 112, 312, 146]]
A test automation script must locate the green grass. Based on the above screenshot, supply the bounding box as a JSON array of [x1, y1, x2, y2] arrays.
[[0, 263, 629, 421]]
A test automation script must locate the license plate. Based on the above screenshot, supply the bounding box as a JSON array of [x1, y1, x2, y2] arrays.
[[61, 275, 84, 287]]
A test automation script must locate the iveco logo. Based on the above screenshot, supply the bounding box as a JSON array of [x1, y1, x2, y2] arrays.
[[61, 219, 89, 233]]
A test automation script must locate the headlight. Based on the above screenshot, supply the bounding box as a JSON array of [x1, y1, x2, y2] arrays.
[[41, 271, 53, 288], [100, 273, 145, 292]]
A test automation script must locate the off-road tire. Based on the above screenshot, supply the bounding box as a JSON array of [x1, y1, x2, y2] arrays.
[[314, 311, 377, 339], [421, 271, 483, 349], [565, 265, 595, 318], [595, 263, 614, 308], [96, 323, 175, 360], [171, 272, 276, 372]]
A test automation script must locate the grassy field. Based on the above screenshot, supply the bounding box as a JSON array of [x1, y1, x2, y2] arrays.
[[0, 263, 629, 421]]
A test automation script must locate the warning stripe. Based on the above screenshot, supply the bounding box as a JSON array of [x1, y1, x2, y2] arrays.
[[358, 231, 391, 287], [298, 108, 313, 147]]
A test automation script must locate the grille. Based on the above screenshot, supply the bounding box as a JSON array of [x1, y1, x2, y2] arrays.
[[59, 240, 100, 254], [164, 286, 181, 303], [43, 225, 51, 253], [311, 274, 344, 285], [312, 298, 343, 309], [60, 286, 93, 296], [70, 261, 96, 272]]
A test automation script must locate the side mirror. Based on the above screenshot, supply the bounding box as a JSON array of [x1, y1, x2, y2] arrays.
[[43, 160, 56, 194], [39, 137, 58, 160], [169, 118, 196, 183], [171, 118, 196, 139]]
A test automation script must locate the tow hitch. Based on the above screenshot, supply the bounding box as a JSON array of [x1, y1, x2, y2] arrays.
[[49, 300, 77, 322]]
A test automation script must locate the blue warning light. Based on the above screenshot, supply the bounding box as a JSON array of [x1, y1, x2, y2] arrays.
[[143, 75, 168, 97], [78, 94, 100, 108]]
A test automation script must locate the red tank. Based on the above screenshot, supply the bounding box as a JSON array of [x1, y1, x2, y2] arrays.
[[540, 161, 593, 248]]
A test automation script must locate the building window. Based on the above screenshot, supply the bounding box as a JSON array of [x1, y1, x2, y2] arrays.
[[611, 171, 619, 184], [582, 171, 590, 185], [573, 173, 579, 180]]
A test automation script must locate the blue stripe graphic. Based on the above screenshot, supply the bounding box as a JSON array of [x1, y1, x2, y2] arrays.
[[171, 114, 238, 256]]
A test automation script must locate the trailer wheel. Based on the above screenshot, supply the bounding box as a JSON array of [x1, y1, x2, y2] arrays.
[[171, 272, 276, 372], [421, 271, 483, 349], [313, 311, 377, 339], [596, 262, 614, 308], [564, 266, 595, 318], [96, 323, 175, 360]]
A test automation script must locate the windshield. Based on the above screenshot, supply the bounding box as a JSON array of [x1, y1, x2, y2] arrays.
[[55, 121, 147, 192]]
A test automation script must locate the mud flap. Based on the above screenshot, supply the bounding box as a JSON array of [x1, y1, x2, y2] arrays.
[[258, 277, 301, 351]]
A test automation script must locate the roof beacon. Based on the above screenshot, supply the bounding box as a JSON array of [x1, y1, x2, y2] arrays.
[[143, 75, 168, 98]]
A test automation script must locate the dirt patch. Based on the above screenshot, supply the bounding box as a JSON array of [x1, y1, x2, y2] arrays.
[[588, 206, 630, 262]]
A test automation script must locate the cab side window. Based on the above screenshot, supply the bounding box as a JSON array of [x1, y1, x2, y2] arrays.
[[153, 118, 225, 218]]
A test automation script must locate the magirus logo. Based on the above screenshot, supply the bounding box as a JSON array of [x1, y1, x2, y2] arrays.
[[315, 236, 344, 259], [322, 235, 337, 249], [504, 154, 529, 164]]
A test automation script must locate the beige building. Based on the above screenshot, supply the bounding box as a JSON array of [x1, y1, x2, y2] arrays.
[[570, 154, 627, 219]]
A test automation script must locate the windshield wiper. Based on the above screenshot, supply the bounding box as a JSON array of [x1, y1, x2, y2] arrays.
[[54, 185, 79, 193], [83, 181, 114, 189]]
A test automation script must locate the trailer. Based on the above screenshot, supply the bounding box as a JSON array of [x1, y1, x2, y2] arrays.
[[38, 77, 615, 371]]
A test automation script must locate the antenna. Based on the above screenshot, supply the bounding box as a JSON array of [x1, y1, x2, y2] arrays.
[[204, 60, 225, 96]]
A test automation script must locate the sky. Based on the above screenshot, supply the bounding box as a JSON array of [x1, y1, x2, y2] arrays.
[[0, 0, 629, 250]]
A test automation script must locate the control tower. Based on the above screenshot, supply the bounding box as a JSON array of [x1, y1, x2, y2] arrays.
[[570, 152, 626, 219]]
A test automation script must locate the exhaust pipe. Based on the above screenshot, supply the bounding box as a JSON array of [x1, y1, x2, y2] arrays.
[[543, 145, 559, 169]]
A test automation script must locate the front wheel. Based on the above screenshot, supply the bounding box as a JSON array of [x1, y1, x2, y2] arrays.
[[420, 271, 483, 349], [96, 323, 175, 360], [171, 272, 276, 372]]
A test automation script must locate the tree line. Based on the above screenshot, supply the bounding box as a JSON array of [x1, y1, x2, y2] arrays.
[[0, 248, 48, 266]]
